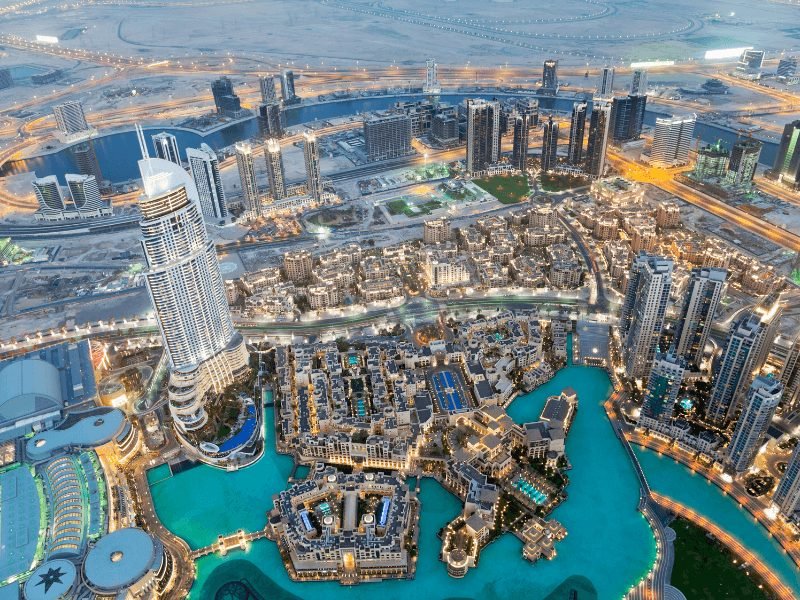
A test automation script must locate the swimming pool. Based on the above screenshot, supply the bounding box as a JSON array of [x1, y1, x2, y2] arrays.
[[512, 478, 548, 505]]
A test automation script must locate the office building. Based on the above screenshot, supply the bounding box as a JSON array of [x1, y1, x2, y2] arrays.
[[33, 175, 66, 215], [737, 49, 765, 75], [512, 113, 532, 173], [780, 335, 800, 410], [284, 250, 313, 283], [726, 138, 762, 186], [431, 112, 459, 145], [71, 140, 104, 185], [281, 69, 298, 103], [630, 69, 648, 96], [151, 132, 181, 165], [777, 57, 797, 79], [187, 144, 228, 220], [515, 98, 539, 127], [620, 253, 673, 381], [567, 101, 587, 165], [706, 312, 768, 424], [541, 116, 559, 172], [364, 112, 413, 162], [264, 138, 287, 201], [773, 442, 800, 518], [259, 74, 278, 103], [65, 174, 103, 214], [211, 76, 243, 117], [726, 376, 782, 473], [673, 267, 726, 369], [598, 66, 615, 96], [235, 142, 261, 216], [541, 59, 559, 94], [136, 126, 248, 440], [465, 98, 500, 174], [53, 100, 90, 136], [424, 58, 440, 94], [585, 99, 611, 178], [610, 94, 647, 143], [640, 351, 686, 423], [650, 115, 696, 167], [773, 120, 800, 189], [303, 131, 322, 202], [693, 141, 729, 179], [258, 101, 284, 139], [0, 67, 12, 90]]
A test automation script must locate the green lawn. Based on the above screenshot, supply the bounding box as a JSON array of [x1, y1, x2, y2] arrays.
[[671, 518, 771, 599], [539, 172, 589, 192], [386, 198, 443, 217], [473, 174, 530, 204]]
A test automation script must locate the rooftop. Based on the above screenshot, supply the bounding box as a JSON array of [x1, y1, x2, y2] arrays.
[[83, 528, 157, 592]]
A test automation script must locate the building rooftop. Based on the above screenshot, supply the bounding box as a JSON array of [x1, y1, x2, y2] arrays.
[[0, 467, 41, 582], [23, 559, 77, 600], [83, 528, 157, 592], [26, 407, 126, 461]]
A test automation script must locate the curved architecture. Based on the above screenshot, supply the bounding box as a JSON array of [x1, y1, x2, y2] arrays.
[[83, 528, 173, 598], [23, 559, 78, 600], [26, 407, 129, 462], [0, 358, 63, 441], [136, 132, 248, 440]]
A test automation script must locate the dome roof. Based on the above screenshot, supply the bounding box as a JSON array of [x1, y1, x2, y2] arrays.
[[0, 359, 63, 422]]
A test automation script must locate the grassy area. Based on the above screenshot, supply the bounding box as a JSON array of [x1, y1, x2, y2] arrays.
[[473, 174, 530, 204], [539, 172, 589, 192], [671, 518, 771, 599], [386, 198, 443, 217]]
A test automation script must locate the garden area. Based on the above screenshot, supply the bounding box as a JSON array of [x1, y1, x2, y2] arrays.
[[386, 197, 443, 217], [473, 174, 530, 204], [539, 172, 589, 192], [670, 518, 772, 599]]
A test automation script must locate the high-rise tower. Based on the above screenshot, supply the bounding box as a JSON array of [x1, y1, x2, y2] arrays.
[[773, 120, 800, 189], [465, 99, 500, 174], [152, 132, 181, 165], [541, 60, 559, 94], [65, 174, 103, 214], [259, 74, 278, 103], [673, 267, 727, 369], [541, 116, 559, 173], [773, 442, 800, 518], [630, 69, 648, 96], [640, 351, 686, 424], [726, 376, 782, 473], [264, 138, 287, 201], [726, 139, 762, 187], [53, 100, 90, 136], [424, 58, 440, 94], [620, 253, 673, 381], [135, 126, 248, 441], [585, 99, 611, 178], [187, 144, 228, 220], [651, 115, 696, 167], [598, 66, 615, 96], [567, 101, 587, 165], [234, 142, 260, 217], [32, 175, 66, 216], [303, 131, 322, 202]]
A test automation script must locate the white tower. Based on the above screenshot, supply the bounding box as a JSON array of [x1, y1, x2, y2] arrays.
[[152, 132, 181, 165], [66, 173, 103, 214], [726, 376, 782, 473], [136, 125, 248, 437], [32, 175, 65, 215], [424, 58, 440, 94], [303, 132, 322, 202], [651, 115, 696, 167], [264, 138, 286, 201], [187, 144, 228, 220], [235, 142, 260, 217]]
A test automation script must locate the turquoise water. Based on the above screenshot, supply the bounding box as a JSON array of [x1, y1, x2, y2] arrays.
[[149, 339, 659, 598], [512, 477, 548, 505], [635, 448, 800, 596]]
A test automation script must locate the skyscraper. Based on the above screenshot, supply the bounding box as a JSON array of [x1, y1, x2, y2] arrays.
[[303, 131, 322, 202], [424, 58, 440, 94], [211, 76, 243, 117], [773, 120, 800, 189], [187, 144, 228, 220], [281, 69, 298, 103], [71, 141, 104, 185], [259, 74, 278, 103], [53, 100, 90, 136], [737, 49, 765, 75], [364, 112, 413, 162], [567, 101, 587, 165], [585, 99, 611, 178], [541, 59, 559, 94], [512, 113, 532, 173], [32, 175, 65, 215], [65, 174, 103, 214], [777, 57, 797, 79], [257, 102, 284, 139], [151, 132, 181, 165], [651, 114, 696, 167], [673, 267, 727, 369], [706, 312, 768, 424], [541, 116, 559, 173], [693, 141, 729, 180], [610, 94, 647, 143], [630, 69, 648, 96], [726, 138, 762, 186], [264, 138, 287, 201], [136, 127, 248, 439], [780, 335, 800, 410], [640, 351, 686, 424], [726, 376, 782, 473], [773, 442, 800, 518], [620, 253, 673, 381], [235, 142, 260, 217], [465, 99, 500, 174], [598, 66, 615, 96]]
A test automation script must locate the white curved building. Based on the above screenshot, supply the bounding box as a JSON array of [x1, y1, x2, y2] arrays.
[[137, 138, 248, 440]]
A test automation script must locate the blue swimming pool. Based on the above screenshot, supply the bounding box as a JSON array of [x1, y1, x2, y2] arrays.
[[512, 478, 548, 505]]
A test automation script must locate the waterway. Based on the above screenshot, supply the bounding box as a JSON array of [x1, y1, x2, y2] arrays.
[[148, 339, 660, 599], [4, 93, 779, 183]]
